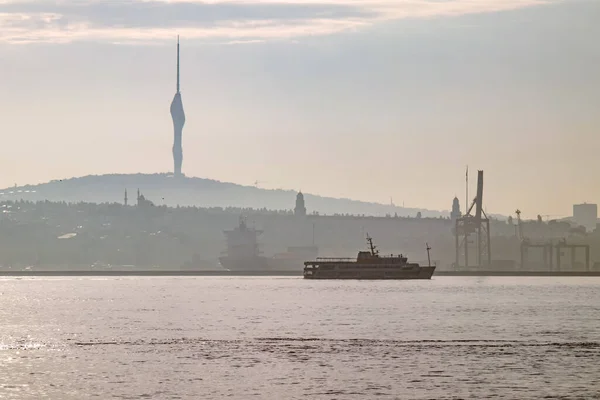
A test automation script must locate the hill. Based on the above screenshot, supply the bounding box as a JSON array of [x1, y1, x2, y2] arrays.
[[0, 173, 448, 217]]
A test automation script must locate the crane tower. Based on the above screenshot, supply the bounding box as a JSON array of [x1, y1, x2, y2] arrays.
[[454, 170, 491, 269]]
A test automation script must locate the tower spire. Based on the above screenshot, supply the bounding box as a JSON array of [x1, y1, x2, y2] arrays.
[[176, 35, 180, 93]]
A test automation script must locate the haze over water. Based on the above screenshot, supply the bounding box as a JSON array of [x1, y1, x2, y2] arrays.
[[1, 276, 599, 399]]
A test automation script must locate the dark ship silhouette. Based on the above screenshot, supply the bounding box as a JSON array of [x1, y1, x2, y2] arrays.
[[303, 235, 435, 279], [218, 216, 318, 271]]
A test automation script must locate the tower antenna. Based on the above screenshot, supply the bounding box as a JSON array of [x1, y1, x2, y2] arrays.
[[176, 35, 180, 93]]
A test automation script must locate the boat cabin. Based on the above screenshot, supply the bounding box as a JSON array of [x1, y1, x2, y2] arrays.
[[357, 251, 409, 264]]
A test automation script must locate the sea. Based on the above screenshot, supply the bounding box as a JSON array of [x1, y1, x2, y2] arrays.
[[1, 276, 599, 399]]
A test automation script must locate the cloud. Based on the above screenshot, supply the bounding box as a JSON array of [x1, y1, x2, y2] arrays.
[[0, 0, 550, 44]]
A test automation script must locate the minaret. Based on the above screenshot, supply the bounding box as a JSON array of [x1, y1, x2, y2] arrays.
[[451, 196, 461, 221], [294, 191, 307, 216], [170, 35, 186, 177]]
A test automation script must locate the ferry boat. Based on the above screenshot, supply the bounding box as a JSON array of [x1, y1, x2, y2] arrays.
[[303, 235, 435, 280]]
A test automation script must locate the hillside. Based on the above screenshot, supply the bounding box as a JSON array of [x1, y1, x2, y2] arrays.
[[0, 173, 448, 217]]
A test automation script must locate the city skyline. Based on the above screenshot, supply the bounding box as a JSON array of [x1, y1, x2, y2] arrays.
[[0, 0, 598, 219]]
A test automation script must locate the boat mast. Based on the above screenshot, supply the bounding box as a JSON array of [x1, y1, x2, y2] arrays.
[[426, 243, 432, 267], [366, 234, 378, 256]]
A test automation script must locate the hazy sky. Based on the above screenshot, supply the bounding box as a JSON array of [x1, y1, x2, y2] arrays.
[[0, 0, 598, 218]]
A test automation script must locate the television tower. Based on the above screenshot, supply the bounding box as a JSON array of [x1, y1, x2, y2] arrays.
[[170, 35, 185, 177]]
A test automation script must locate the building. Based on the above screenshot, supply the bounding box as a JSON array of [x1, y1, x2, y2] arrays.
[[137, 189, 155, 208], [450, 197, 461, 222], [294, 191, 307, 216], [573, 203, 597, 232]]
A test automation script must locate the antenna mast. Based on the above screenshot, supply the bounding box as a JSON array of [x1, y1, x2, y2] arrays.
[[426, 243, 432, 267], [176, 35, 180, 93], [366, 233, 378, 256]]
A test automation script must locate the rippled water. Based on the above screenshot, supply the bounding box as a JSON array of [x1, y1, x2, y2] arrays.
[[1, 276, 600, 399]]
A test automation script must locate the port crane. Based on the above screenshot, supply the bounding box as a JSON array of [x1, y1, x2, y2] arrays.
[[454, 170, 491, 269]]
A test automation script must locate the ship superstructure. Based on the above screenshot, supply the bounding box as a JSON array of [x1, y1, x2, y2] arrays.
[[218, 216, 271, 270], [218, 217, 319, 271], [222, 216, 262, 258]]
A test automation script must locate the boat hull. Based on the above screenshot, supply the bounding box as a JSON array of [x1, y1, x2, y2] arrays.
[[304, 266, 436, 280]]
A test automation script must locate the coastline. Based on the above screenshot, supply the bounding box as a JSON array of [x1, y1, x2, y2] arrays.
[[1, 270, 600, 277]]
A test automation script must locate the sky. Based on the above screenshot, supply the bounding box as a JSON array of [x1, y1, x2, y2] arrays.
[[0, 0, 598, 218]]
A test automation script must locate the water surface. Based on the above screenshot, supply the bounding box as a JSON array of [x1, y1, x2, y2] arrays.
[[1, 277, 599, 399]]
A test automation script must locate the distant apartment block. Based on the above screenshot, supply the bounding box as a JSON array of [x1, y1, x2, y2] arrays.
[[573, 203, 597, 232]]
